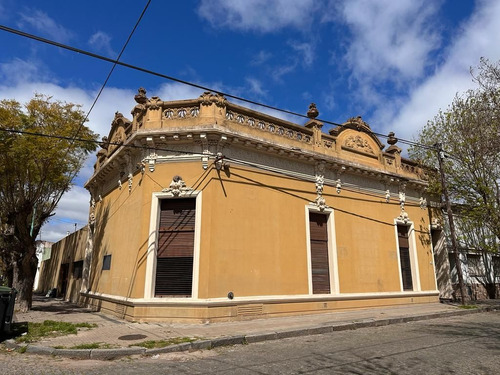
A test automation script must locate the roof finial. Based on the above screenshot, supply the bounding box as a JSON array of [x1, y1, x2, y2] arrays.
[[307, 103, 319, 119], [134, 87, 147, 104], [387, 132, 398, 146]]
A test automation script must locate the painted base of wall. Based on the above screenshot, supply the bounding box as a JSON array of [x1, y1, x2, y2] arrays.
[[78, 292, 439, 323]]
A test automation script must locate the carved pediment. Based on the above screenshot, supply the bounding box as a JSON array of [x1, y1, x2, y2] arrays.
[[343, 135, 375, 155], [107, 112, 132, 157], [329, 116, 384, 151]]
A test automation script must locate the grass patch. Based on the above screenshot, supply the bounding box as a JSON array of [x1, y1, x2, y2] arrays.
[[70, 342, 117, 350], [458, 304, 478, 309], [15, 320, 97, 343], [131, 337, 194, 349], [52, 342, 118, 350]]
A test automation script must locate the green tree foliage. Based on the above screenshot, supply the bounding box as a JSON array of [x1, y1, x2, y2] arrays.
[[0, 94, 98, 311], [410, 58, 500, 297]]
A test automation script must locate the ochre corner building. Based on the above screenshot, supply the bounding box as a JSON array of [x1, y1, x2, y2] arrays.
[[40, 89, 444, 322]]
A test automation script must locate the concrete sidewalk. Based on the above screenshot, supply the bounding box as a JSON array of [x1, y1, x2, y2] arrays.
[[3, 296, 499, 360]]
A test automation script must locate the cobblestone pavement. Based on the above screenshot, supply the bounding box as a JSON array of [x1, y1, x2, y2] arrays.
[[7, 295, 496, 350], [2, 311, 499, 374]]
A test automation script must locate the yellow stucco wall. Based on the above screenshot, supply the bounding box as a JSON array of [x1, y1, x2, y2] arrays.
[[86, 158, 437, 301], [89, 173, 147, 298]]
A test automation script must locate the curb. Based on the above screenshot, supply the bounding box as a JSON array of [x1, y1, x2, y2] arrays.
[[4, 305, 497, 360]]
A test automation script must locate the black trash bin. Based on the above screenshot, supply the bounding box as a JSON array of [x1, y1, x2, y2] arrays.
[[0, 286, 16, 333]]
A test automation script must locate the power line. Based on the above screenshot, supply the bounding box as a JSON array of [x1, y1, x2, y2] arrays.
[[0, 126, 208, 157], [68, 0, 151, 145], [0, 125, 446, 169], [0, 125, 431, 202], [0, 23, 435, 151]]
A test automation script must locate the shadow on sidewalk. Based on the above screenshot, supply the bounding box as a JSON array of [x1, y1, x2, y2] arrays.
[[28, 294, 94, 315]]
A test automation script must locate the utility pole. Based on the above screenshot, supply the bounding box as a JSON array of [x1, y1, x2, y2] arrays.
[[435, 143, 467, 304]]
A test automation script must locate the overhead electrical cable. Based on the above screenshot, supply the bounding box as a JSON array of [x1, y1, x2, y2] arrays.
[[0, 126, 207, 157], [67, 0, 152, 145], [0, 23, 436, 152], [0, 125, 431, 203]]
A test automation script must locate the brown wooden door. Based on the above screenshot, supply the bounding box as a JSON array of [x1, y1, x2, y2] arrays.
[[155, 199, 196, 297], [397, 225, 413, 291], [309, 212, 330, 294]]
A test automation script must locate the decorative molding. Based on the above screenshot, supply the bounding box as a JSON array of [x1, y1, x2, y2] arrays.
[[343, 135, 375, 155], [89, 197, 96, 229], [336, 179, 342, 194], [161, 175, 194, 197], [381, 177, 395, 203], [313, 162, 328, 211], [399, 182, 406, 209], [163, 106, 199, 120], [419, 196, 427, 209], [398, 182, 409, 222], [128, 173, 133, 192], [148, 96, 161, 110], [225, 109, 312, 144], [199, 91, 227, 107]]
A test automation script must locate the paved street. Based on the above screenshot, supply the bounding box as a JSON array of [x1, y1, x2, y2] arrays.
[[2, 311, 499, 374]]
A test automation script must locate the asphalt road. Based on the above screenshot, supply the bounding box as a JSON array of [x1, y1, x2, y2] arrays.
[[2, 311, 499, 375]]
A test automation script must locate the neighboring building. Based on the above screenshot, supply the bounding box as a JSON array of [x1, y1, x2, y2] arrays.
[[428, 217, 454, 301], [33, 240, 53, 292], [431, 203, 500, 301], [448, 251, 500, 300], [36, 228, 87, 300], [38, 89, 442, 322]]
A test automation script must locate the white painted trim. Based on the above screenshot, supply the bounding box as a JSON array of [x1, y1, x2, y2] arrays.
[[304, 206, 313, 295], [408, 223, 421, 291], [144, 195, 160, 299], [305, 204, 339, 295], [191, 192, 202, 299], [328, 210, 340, 294], [82, 289, 439, 306], [394, 220, 421, 292], [144, 191, 201, 299]]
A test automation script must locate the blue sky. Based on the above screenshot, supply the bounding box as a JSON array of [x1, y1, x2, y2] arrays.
[[1, 0, 500, 242]]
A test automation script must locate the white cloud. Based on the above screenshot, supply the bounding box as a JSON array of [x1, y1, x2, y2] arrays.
[[0, 70, 137, 243], [17, 9, 73, 43], [383, 0, 500, 143], [52, 186, 91, 224], [245, 77, 268, 97], [250, 50, 272, 66], [289, 41, 315, 67], [88, 31, 116, 57], [156, 82, 204, 101], [0, 58, 50, 86], [336, 0, 441, 84], [272, 62, 298, 82], [197, 0, 318, 33]]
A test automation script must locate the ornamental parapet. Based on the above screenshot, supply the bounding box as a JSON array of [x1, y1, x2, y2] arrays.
[[89, 88, 427, 189]]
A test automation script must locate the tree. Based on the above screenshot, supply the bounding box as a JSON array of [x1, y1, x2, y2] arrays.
[[0, 95, 98, 311], [410, 58, 500, 298]]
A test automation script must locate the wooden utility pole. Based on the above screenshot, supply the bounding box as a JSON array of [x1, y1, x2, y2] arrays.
[[435, 143, 467, 304]]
